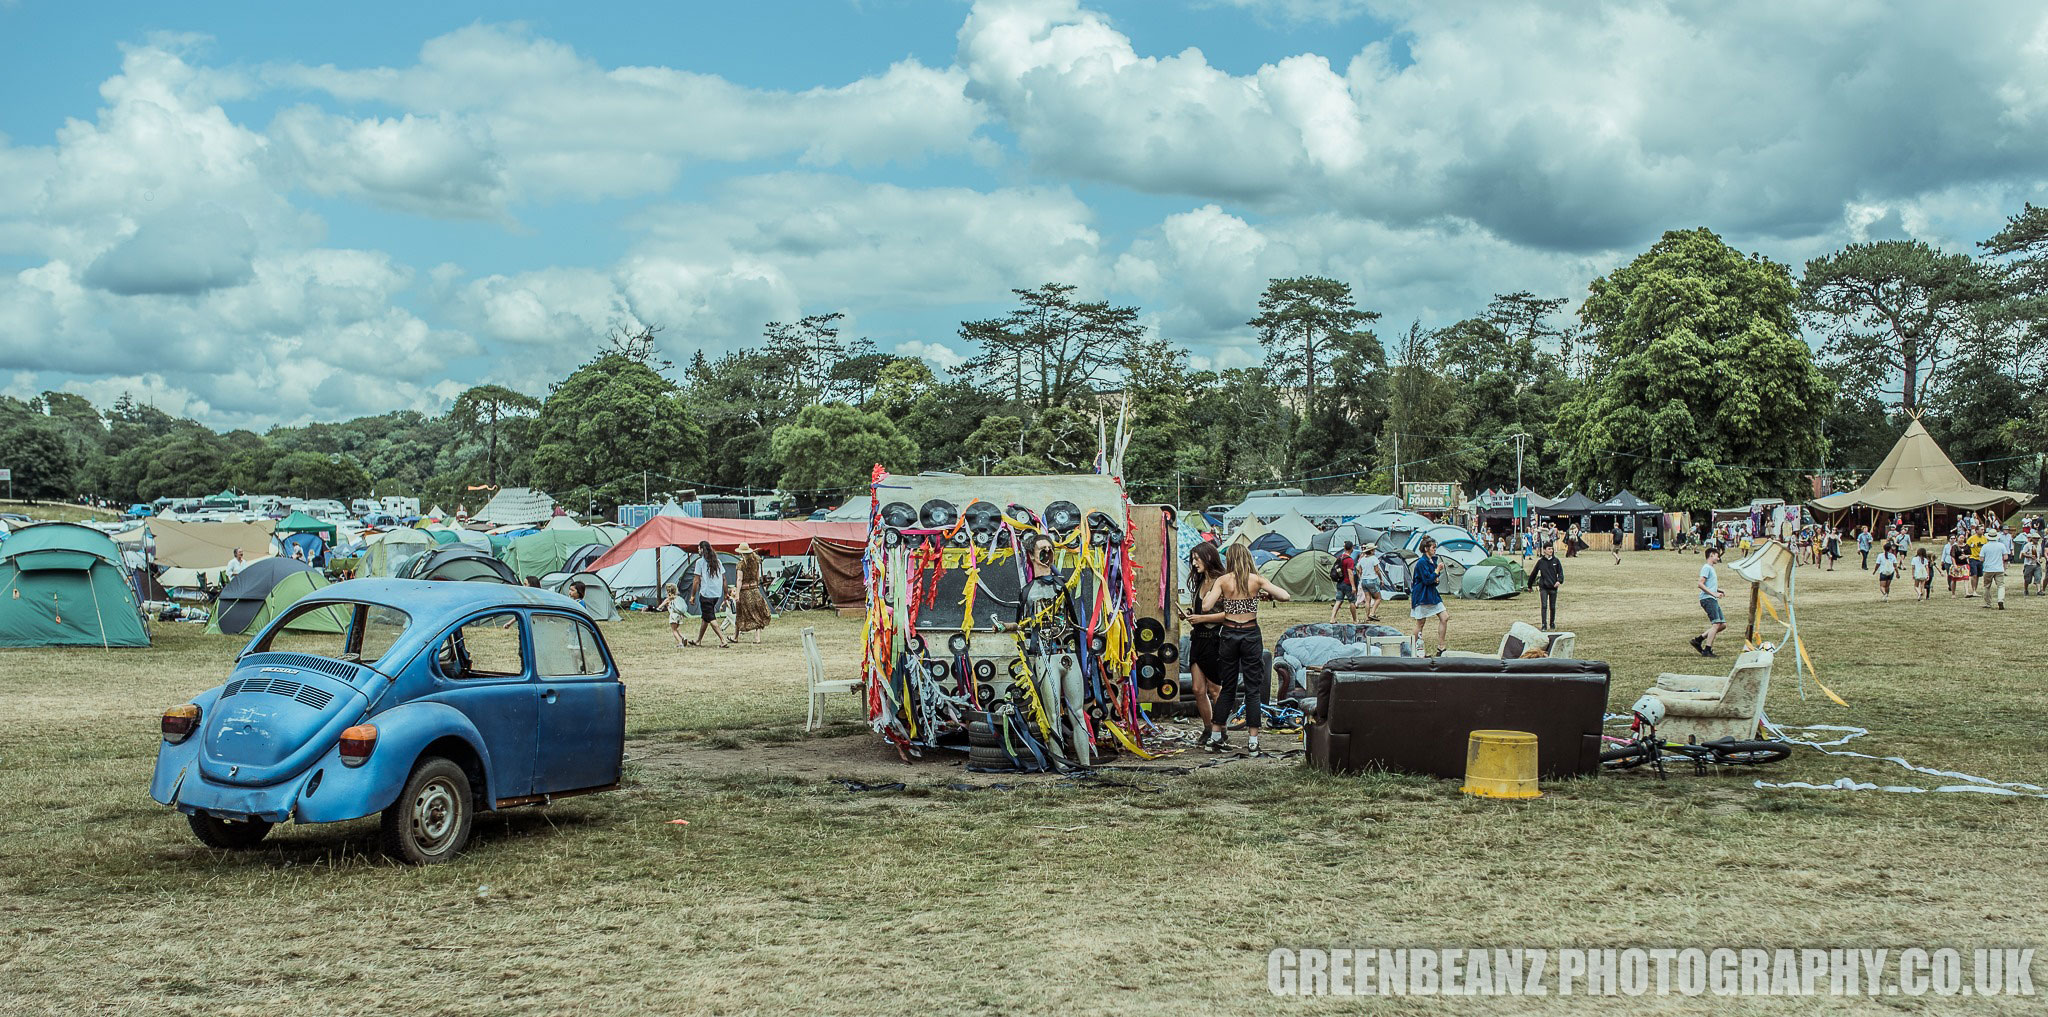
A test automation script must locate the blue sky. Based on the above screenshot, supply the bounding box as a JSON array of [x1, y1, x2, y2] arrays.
[[2, 0, 2043, 428]]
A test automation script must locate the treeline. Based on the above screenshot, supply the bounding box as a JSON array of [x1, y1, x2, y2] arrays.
[[6, 209, 2047, 515]]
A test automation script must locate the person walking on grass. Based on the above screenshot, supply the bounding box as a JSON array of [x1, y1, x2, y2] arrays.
[[1912, 548, 1932, 602], [2023, 535, 2043, 597], [1857, 526, 1872, 570], [657, 583, 686, 648], [1355, 542, 1385, 622], [1824, 527, 1839, 571], [1946, 537, 1969, 597], [1330, 540, 1358, 623], [733, 543, 772, 643], [1690, 547, 1726, 658], [1966, 526, 1988, 597], [1410, 536, 1450, 656], [1610, 521, 1625, 564], [1874, 542, 1899, 601], [1982, 527, 2010, 609], [1201, 542, 1291, 754], [1532, 541, 1564, 630], [686, 540, 733, 648]]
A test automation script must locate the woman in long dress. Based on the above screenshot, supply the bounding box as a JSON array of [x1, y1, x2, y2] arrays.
[[734, 544, 773, 643]]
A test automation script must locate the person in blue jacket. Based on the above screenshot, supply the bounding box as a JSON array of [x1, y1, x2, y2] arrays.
[[1410, 536, 1450, 656]]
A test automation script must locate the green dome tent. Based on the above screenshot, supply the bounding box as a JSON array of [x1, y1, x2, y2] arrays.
[[0, 522, 150, 648], [1457, 564, 1521, 600], [1266, 549, 1340, 601], [206, 558, 344, 635], [502, 528, 607, 581], [1477, 554, 1529, 591]]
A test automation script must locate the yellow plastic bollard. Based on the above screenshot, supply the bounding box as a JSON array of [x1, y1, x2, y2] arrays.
[[1460, 729, 1542, 799]]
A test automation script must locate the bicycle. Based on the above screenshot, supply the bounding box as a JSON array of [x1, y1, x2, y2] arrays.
[[1600, 697, 1791, 777], [1226, 699, 1307, 734], [767, 568, 826, 613]]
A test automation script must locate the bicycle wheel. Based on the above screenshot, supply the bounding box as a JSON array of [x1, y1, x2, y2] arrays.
[[1713, 740, 1792, 765], [1600, 743, 1656, 770]]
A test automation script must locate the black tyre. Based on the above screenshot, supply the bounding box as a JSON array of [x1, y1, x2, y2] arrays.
[[968, 746, 1021, 770], [187, 813, 272, 850], [380, 756, 474, 865], [1714, 740, 1793, 765], [1599, 744, 1656, 770]]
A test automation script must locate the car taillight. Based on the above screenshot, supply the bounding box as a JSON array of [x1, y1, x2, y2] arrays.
[[338, 724, 377, 767], [161, 704, 200, 743]]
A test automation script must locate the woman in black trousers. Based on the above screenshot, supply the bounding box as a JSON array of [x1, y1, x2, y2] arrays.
[[1200, 542, 1292, 753]]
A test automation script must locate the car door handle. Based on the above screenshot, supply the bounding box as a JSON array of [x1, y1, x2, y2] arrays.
[[542, 689, 558, 704]]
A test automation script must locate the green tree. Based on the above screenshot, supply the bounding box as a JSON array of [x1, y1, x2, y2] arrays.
[[959, 284, 1144, 413], [1248, 275, 1380, 417], [449, 384, 541, 487], [768, 403, 917, 493], [532, 353, 705, 508], [1799, 240, 2001, 411], [265, 450, 372, 500], [1554, 227, 1833, 511], [0, 418, 81, 500]]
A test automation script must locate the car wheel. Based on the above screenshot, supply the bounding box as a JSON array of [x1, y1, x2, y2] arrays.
[[380, 756, 474, 865], [187, 813, 272, 850]]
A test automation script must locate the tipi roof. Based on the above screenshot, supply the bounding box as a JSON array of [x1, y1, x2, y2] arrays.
[[1812, 418, 2031, 514], [472, 487, 556, 525]]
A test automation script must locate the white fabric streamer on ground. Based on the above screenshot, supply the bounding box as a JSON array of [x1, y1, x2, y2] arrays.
[[1755, 716, 2048, 798]]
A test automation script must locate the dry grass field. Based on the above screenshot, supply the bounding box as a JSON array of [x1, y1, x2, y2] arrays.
[[2, 550, 2044, 1015]]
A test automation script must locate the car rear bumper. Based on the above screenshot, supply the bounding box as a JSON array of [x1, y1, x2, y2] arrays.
[[155, 760, 321, 823]]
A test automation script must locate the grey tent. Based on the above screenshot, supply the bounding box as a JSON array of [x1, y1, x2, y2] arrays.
[[404, 545, 518, 584], [1308, 522, 1373, 553], [549, 571, 622, 621], [562, 542, 610, 575]]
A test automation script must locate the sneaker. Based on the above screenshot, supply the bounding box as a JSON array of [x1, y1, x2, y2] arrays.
[[1702, 646, 1718, 658], [1689, 635, 1704, 655], [1247, 735, 1261, 753]]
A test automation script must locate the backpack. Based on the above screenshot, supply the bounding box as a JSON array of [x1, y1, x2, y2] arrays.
[[1329, 554, 1350, 583]]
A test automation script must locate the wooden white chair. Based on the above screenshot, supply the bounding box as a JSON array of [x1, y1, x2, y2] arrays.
[[803, 626, 861, 731]]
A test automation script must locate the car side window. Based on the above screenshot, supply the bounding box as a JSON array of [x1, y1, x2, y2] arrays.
[[532, 614, 608, 678], [438, 612, 528, 679]]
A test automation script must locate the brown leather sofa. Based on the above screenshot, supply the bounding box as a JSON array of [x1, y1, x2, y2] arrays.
[[1307, 656, 1611, 778]]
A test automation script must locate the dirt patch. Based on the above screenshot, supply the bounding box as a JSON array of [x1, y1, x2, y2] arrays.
[[625, 728, 1301, 788]]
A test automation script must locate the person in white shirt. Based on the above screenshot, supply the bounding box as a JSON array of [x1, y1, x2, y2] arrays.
[[686, 540, 733, 647], [1981, 528, 2010, 609], [1910, 548, 1932, 602], [223, 548, 248, 582], [1873, 545, 1899, 601]]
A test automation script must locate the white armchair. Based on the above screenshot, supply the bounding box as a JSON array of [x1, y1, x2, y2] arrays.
[[1648, 648, 1775, 743]]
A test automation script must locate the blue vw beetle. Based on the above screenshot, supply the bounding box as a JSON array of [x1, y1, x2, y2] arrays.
[[152, 579, 626, 863]]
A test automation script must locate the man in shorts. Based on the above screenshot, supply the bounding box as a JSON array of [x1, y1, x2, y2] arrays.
[[1981, 526, 2010, 609], [1690, 547, 1726, 658], [1330, 541, 1358, 622]]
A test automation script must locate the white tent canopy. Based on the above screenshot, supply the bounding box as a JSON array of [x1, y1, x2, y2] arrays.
[[472, 487, 557, 526], [1222, 494, 1402, 528]]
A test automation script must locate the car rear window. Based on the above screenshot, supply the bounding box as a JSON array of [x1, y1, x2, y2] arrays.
[[252, 601, 412, 667]]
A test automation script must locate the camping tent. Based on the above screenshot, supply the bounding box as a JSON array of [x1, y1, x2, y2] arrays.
[[278, 532, 328, 566], [503, 528, 608, 580], [404, 545, 518, 584], [1259, 509, 1322, 551], [148, 518, 276, 569], [0, 523, 150, 648], [273, 511, 338, 544], [1457, 564, 1521, 600], [1477, 554, 1529, 591], [471, 487, 557, 526], [364, 528, 434, 577], [1358, 509, 1434, 533], [206, 558, 343, 635], [594, 545, 692, 606], [1811, 417, 2032, 516], [1249, 531, 1300, 556], [1308, 522, 1374, 554], [1265, 549, 1340, 601], [823, 497, 873, 523], [562, 542, 610, 575], [547, 571, 621, 621], [1421, 524, 1490, 567]]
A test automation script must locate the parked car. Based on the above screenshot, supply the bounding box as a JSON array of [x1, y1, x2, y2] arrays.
[[152, 578, 625, 863]]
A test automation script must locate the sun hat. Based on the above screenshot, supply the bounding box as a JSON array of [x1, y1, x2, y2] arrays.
[[734, 543, 756, 555]]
